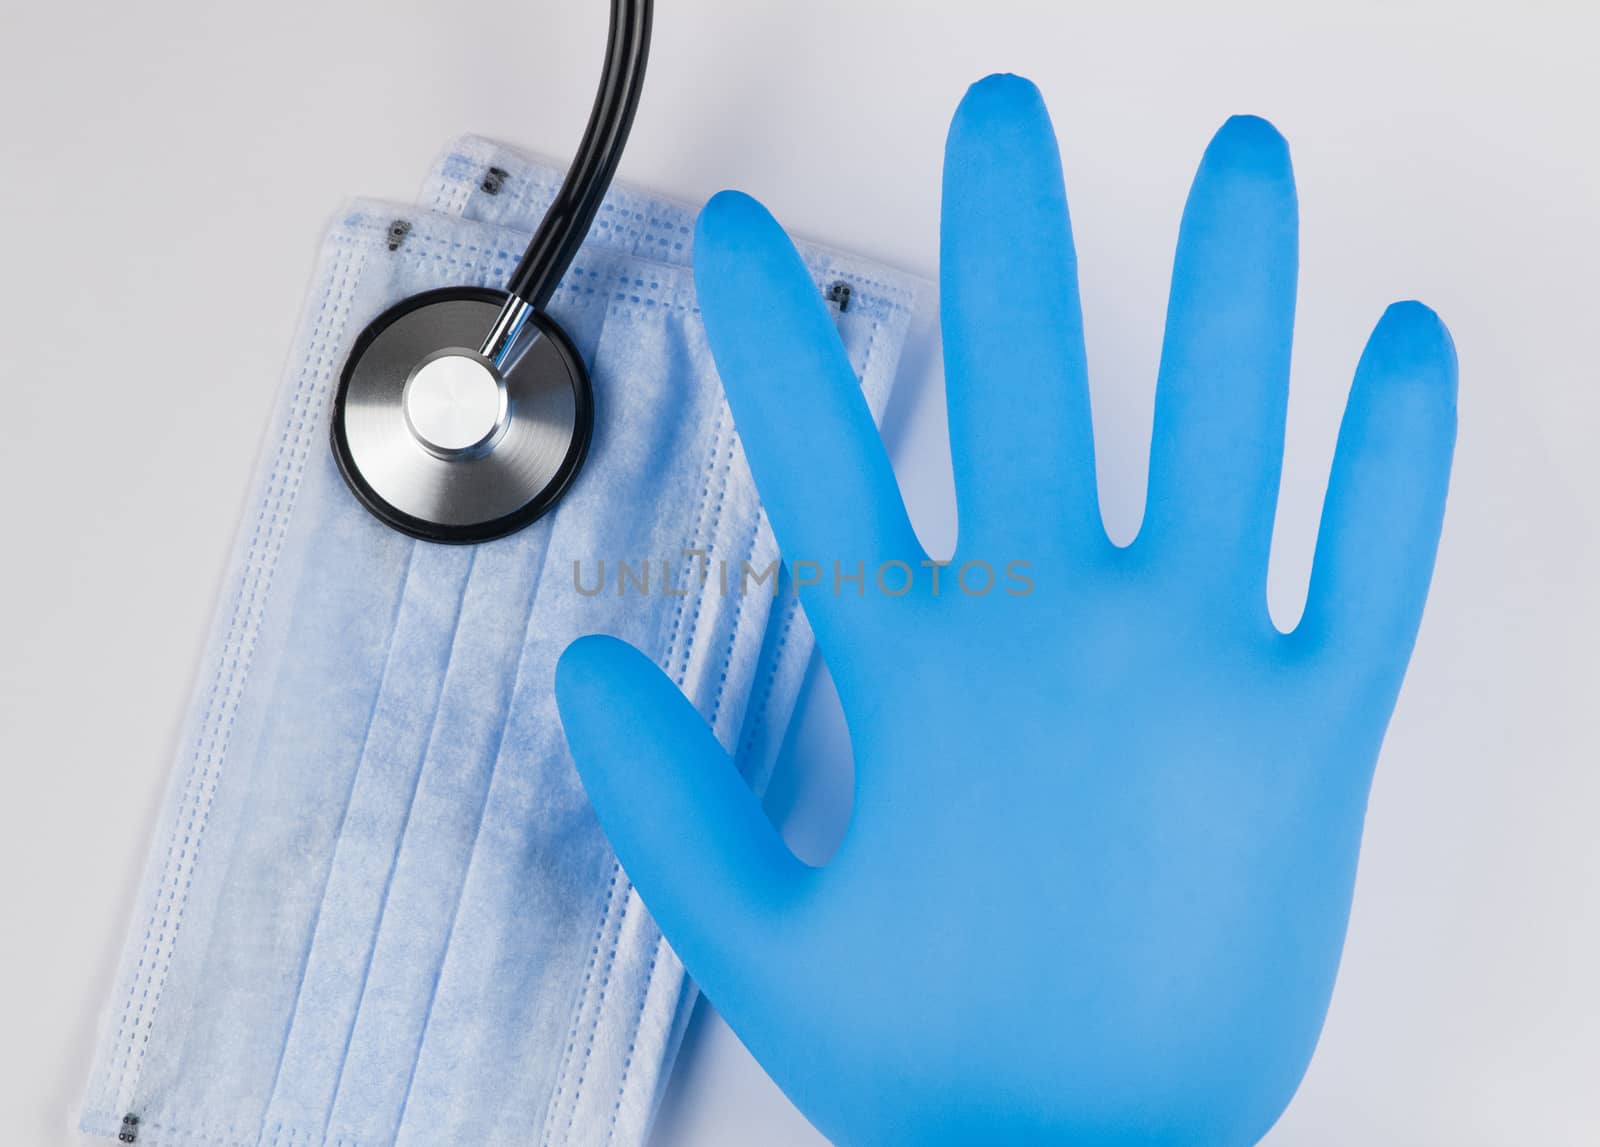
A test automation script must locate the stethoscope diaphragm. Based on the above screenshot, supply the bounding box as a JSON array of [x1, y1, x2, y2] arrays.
[[331, 287, 592, 544]]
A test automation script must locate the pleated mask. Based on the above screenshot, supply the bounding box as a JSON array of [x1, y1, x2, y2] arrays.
[[78, 139, 925, 1147]]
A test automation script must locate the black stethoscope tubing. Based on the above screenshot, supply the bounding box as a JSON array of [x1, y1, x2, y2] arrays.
[[508, 0, 652, 315]]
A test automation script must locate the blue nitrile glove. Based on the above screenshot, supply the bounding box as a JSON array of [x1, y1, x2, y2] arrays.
[[556, 74, 1456, 1146]]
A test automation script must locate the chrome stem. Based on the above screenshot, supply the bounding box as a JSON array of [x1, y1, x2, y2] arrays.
[[479, 295, 534, 367]]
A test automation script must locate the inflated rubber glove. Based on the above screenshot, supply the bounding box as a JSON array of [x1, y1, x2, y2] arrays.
[[556, 74, 1456, 1146]]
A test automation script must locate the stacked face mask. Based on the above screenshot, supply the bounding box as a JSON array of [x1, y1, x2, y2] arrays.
[[78, 139, 925, 1147]]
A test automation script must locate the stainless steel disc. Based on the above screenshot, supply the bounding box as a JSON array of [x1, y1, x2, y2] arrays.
[[332, 287, 592, 543]]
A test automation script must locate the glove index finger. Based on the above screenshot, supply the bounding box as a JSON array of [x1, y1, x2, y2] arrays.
[[694, 192, 924, 686]]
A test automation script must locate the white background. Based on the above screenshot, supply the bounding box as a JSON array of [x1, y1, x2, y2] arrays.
[[2, 2, 1597, 1143]]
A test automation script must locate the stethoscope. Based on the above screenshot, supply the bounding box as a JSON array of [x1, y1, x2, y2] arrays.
[[332, 0, 652, 544]]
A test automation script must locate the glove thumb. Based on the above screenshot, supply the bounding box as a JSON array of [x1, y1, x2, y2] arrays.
[[556, 634, 810, 1011]]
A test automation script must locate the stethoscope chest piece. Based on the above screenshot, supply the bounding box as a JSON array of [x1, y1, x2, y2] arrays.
[[332, 286, 592, 544], [328, 0, 648, 543]]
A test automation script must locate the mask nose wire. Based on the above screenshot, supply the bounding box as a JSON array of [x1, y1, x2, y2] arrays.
[[479, 0, 653, 368]]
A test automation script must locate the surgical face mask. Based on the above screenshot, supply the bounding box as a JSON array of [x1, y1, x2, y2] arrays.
[[79, 139, 925, 1147]]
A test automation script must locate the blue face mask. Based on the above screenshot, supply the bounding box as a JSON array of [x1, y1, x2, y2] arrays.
[[78, 140, 925, 1147]]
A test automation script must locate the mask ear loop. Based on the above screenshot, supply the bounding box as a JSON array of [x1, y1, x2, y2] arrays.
[[480, 0, 653, 367]]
